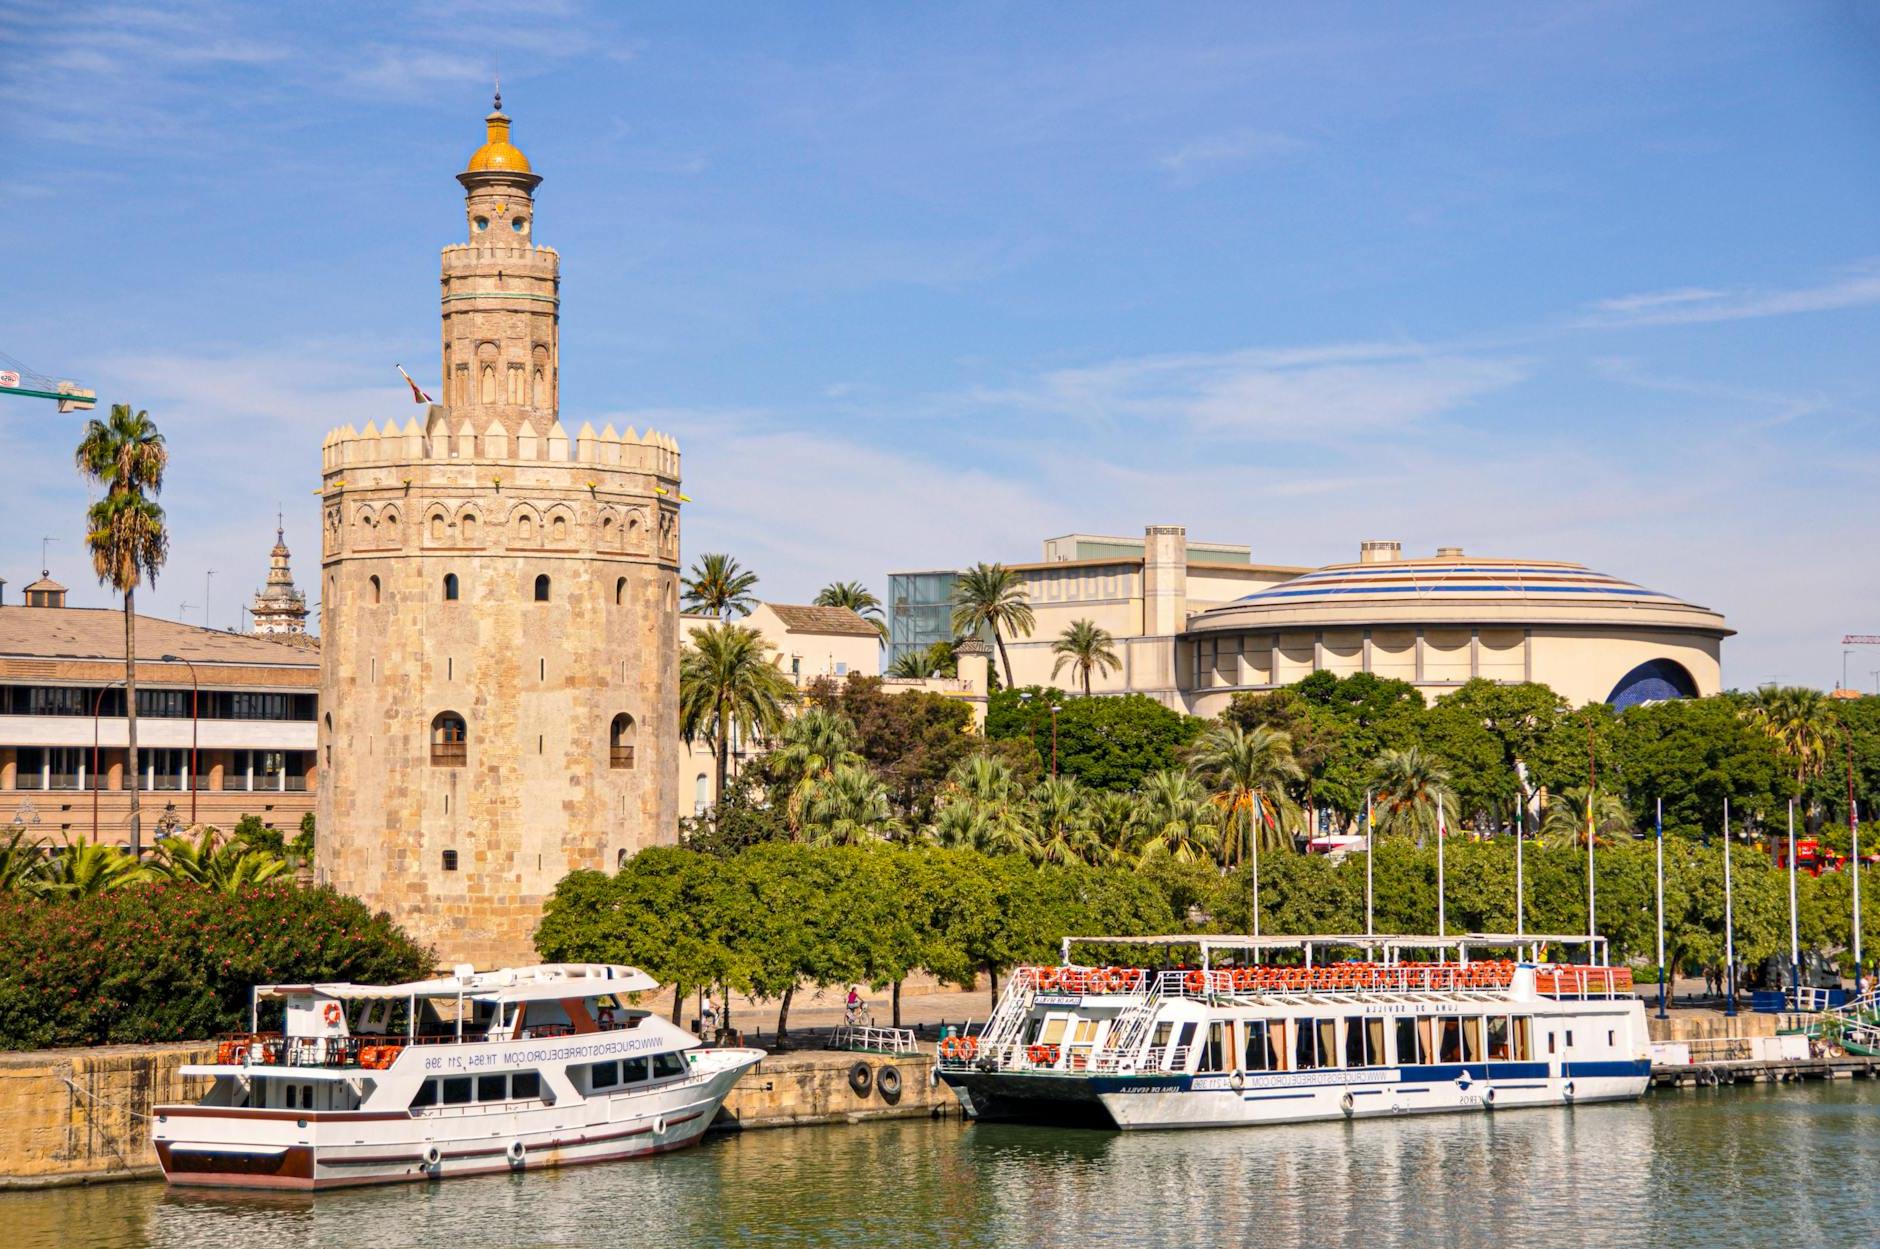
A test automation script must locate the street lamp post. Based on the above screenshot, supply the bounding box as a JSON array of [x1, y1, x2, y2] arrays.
[[1723, 797, 1737, 1017], [160, 653, 201, 826]]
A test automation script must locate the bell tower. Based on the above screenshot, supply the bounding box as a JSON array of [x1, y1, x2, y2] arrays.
[[440, 91, 560, 429]]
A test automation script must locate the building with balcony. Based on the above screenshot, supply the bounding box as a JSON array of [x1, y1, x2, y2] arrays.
[[0, 578, 319, 847]]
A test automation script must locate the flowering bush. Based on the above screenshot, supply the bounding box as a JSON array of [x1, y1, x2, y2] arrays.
[[0, 884, 433, 1050]]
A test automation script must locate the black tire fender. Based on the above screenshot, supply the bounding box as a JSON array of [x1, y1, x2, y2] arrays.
[[848, 1061, 873, 1096], [878, 1065, 903, 1102]]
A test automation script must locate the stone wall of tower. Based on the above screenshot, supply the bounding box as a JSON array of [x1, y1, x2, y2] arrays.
[[314, 413, 683, 968]]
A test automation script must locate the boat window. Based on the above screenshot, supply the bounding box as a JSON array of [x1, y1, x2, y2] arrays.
[[512, 1071, 542, 1100], [1172, 1021, 1198, 1067], [1462, 1018, 1485, 1064], [1294, 1018, 1320, 1070], [477, 1074, 508, 1102], [1040, 1017, 1069, 1045], [1437, 1018, 1462, 1064], [1243, 1020, 1274, 1071], [1546, 1031, 1556, 1056], [1513, 1018, 1532, 1061], [1564, 1029, 1574, 1050], [442, 1077, 473, 1105], [1199, 1021, 1227, 1072], [410, 1079, 438, 1109], [1317, 1020, 1339, 1068], [1150, 1021, 1173, 1050], [622, 1056, 650, 1083], [1345, 1017, 1385, 1067], [1072, 1019, 1100, 1045], [590, 1061, 620, 1090], [653, 1052, 687, 1079], [1394, 1017, 1423, 1065], [1487, 1017, 1512, 1060], [1607, 1030, 1615, 1049]]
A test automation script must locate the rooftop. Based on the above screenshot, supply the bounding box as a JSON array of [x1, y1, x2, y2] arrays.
[[764, 603, 882, 637], [0, 605, 321, 669]]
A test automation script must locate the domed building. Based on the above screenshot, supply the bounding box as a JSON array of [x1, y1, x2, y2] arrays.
[[1182, 541, 1732, 713]]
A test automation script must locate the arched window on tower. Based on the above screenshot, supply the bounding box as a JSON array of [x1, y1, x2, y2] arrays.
[[369, 575, 381, 604], [481, 364, 496, 404], [610, 714, 636, 769], [443, 573, 460, 601], [430, 712, 467, 767], [615, 577, 626, 606], [534, 574, 551, 602]]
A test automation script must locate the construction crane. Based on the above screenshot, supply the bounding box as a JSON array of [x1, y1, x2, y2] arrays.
[[0, 349, 96, 412]]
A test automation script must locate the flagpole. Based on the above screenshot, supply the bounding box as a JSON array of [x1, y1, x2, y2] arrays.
[[1788, 798, 1800, 1005], [1587, 722, 1598, 948], [1515, 789, 1525, 940], [1436, 798, 1447, 945], [1365, 790, 1375, 940], [1251, 792, 1262, 947], [1849, 736, 1862, 992], [1723, 797, 1737, 1017], [1655, 797, 1666, 1019]]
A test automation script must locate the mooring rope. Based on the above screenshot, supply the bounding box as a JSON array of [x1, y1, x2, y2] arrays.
[[60, 1075, 154, 1121]]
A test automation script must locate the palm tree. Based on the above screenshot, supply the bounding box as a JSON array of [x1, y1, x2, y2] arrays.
[[1187, 723, 1303, 869], [1132, 769, 1221, 866], [1030, 776, 1099, 865], [1741, 685, 1842, 798], [1370, 747, 1458, 848], [930, 755, 1036, 856], [76, 404, 168, 856], [1539, 784, 1633, 848], [34, 837, 146, 897], [1086, 792, 1139, 867], [146, 826, 292, 892], [1050, 619, 1121, 695], [814, 581, 888, 644], [801, 764, 899, 846], [767, 707, 863, 833], [681, 553, 759, 620], [0, 828, 47, 893], [886, 641, 956, 680], [679, 623, 796, 803], [950, 562, 1035, 688]]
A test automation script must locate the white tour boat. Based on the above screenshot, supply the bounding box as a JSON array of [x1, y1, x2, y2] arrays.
[[153, 963, 763, 1190], [936, 933, 1650, 1130]]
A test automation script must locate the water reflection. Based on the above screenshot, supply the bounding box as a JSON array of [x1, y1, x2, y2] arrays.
[[7, 1083, 1878, 1249]]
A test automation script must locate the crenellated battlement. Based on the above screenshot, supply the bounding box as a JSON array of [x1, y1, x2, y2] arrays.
[[440, 241, 560, 265], [320, 408, 680, 479]]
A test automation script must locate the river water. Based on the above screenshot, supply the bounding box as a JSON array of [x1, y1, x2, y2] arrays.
[[12, 1082, 1879, 1249]]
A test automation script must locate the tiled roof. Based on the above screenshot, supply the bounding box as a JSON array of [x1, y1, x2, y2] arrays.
[[766, 604, 882, 637], [0, 606, 320, 668]]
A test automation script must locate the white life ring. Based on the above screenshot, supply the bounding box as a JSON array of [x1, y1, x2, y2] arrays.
[[1483, 1087, 1496, 1108], [422, 1145, 442, 1168], [1229, 1070, 1246, 1092], [1562, 1080, 1576, 1103], [507, 1139, 526, 1165], [652, 1115, 667, 1136], [1340, 1091, 1355, 1116]]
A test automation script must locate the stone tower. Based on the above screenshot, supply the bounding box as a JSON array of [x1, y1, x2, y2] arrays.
[[250, 521, 309, 634], [315, 97, 683, 967]]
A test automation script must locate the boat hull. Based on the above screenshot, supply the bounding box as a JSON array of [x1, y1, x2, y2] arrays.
[[155, 1050, 761, 1191], [942, 1061, 1650, 1131]]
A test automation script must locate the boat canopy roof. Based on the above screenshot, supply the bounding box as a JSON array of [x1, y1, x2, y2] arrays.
[[1059, 933, 1609, 965], [254, 963, 659, 1004]]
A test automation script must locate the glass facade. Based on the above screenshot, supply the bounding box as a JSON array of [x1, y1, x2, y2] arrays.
[[887, 571, 959, 669]]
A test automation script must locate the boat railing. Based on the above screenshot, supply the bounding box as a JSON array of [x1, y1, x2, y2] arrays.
[[210, 1020, 610, 1070]]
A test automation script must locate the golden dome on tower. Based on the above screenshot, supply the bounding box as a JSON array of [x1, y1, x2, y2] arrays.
[[466, 91, 532, 173]]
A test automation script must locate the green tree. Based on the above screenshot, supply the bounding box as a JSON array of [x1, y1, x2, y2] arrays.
[[0, 830, 46, 894], [807, 675, 978, 823], [1050, 619, 1121, 695], [886, 641, 956, 679], [1371, 746, 1458, 847], [146, 826, 292, 892], [31, 838, 146, 897], [1029, 775, 1100, 865], [988, 687, 1203, 792], [930, 755, 1037, 857], [1539, 784, 1633, 848], [1186, 722, 1303, 866], [949, 562, 1035, 689], [800, 764, 900, 846], [1132, 769, 1220, 866], [680, 622, 796, 804], [681, 552, 759, 620], [813, 581, 888, 643], [765, 706, 863, 834], [76, 403, 169, 856], [1741, 684, 1843, 800]]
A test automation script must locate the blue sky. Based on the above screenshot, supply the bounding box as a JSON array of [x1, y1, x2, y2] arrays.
[[4, 1, 1878, 691]]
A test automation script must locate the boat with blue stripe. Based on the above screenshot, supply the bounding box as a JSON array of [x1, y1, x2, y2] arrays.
[[935, 933, 1650, 1130]]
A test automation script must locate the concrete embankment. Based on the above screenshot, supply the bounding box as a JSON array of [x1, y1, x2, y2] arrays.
[[0, 1043, 946, 1190]]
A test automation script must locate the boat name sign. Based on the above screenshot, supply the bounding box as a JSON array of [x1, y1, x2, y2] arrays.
[[423, 1032, 673, 1073]]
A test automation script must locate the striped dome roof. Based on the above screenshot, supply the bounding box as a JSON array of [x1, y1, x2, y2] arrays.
[[1231, 556, 1702, 610]]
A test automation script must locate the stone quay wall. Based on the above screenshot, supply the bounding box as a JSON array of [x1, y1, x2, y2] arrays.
[[0, 1044, 946, 1189]]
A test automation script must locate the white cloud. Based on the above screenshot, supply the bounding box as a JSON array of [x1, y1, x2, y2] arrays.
[[1159, 129, 1303, 180], [977, 342, 1528, 440], [1581, 263, 1880, 327]]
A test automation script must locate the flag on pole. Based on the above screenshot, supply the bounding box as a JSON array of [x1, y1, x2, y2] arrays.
[[396, 364, 434, 405]]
